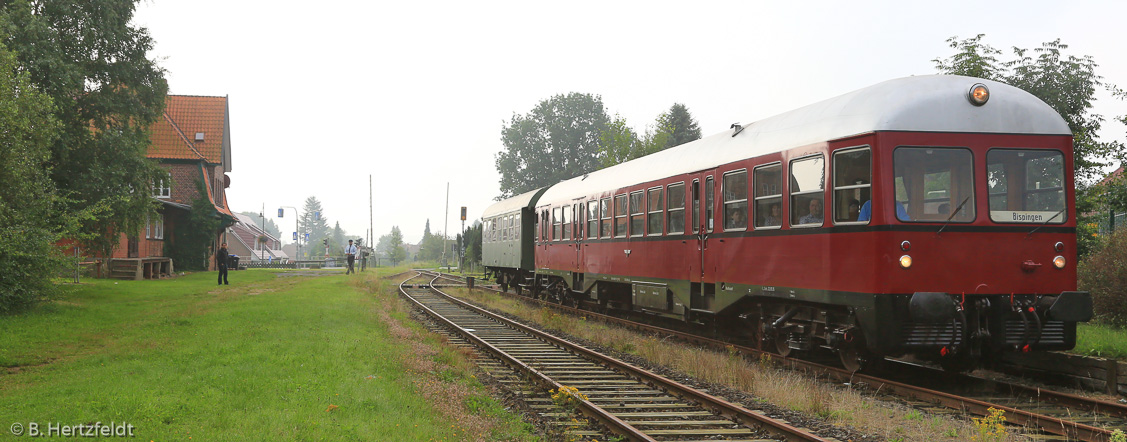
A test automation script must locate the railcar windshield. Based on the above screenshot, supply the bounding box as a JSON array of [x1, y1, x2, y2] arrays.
[[987, 149, 1066, 224], [891, 147, 975, 223]]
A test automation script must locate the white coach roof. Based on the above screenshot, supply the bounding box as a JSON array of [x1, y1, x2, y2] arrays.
[[482, 187, 546, 218], [538, 75, 1070, 204]]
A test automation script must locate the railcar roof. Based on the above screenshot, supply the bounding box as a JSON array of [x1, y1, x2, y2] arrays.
[[537, 75, 1070, 205], [482, 187, 548, 218]]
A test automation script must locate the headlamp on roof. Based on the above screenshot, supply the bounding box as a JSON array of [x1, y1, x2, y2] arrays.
[[968, 83, 990, 106]]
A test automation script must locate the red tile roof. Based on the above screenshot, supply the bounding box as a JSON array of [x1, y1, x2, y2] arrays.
[[148, 95, 227, 163]]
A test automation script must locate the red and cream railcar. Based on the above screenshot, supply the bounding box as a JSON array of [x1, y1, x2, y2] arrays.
[[518, 75, 1090, 370]]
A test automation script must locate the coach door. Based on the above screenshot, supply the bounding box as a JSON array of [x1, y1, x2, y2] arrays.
[[689, 174, 716, 309]]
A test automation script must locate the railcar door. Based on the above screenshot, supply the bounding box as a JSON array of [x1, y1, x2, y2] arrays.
[[688, 174, 717, 311]]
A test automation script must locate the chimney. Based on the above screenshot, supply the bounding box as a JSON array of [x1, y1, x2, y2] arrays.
[[195, 132, 205, 142]]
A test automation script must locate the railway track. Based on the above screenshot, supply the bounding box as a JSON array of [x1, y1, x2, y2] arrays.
[[428, 271, 1127, 442], [398, 271, 833, 442]]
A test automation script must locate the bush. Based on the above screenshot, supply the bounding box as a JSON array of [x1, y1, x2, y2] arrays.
[[1078, 229, 1127, 327]]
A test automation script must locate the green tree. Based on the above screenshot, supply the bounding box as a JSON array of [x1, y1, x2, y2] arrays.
[[166, 180, 221, 271], [496, 92, 611, 198], [330, 222, 346, 256], [1, 0, 169, 259], [657, 103, 702, 148], [459, 220, 483, 269], [0, 41, 66, 313], [417, 219, 445, 261], [599, 112, 674, 168], [932, 34, 1003, 80], [386, 226, 406, 265], [298, 196, 330, 259]]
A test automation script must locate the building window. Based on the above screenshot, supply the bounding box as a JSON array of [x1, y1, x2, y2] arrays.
[[147, 214, 164, 240], [153, 177, 171, 198]]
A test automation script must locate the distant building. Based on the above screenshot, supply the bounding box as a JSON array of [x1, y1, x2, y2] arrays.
[[227, 214, 289, 262]]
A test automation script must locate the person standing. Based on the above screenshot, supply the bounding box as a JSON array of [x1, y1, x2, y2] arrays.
[[217, 242, 229, 285], [344, 239, 357, 275]]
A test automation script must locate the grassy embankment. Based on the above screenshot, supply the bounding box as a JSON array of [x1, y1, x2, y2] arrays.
[[1075, 324, 1127, 359], [0, 269, 536, 441]]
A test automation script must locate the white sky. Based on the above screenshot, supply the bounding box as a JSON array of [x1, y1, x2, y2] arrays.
[[132, 0, 1127, 245]]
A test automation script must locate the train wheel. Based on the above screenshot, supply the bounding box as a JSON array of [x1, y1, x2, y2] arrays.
[[774, 334, 793, 357], [838, 345, 866, 372]]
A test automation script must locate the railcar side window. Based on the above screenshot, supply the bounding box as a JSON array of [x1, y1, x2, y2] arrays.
[[562, 205, 572, 239], [629, 191, 644, 237], [754, 164, 783, 228], [614, 195, 627, 237], [587, 201, 599, 239], [705, 176, 714, 232], [692, 180, 700, 233], [722, 170, 748, 230], [647, 187, 663, 236], [833, 148, 871, 223], [514, 214, 520, 240], [893, 147, 975, 222], [552, 207, 561, 240], [790, 155, 825, 227], [668, 182, 686, 234], [600, 198, 611, 238], [987, 149, 1065, 224]]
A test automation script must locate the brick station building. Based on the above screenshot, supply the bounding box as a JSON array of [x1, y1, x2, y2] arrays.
[[100, 95, 237, 279]]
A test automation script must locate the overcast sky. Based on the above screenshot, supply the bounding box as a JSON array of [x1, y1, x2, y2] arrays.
[[131, 0, 1127, 245]]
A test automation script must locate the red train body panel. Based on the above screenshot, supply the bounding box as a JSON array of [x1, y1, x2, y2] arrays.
[[485, 76, 1091, 370]]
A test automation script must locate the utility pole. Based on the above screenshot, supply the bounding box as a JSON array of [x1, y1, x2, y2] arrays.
[[369, 174, 374, 269], [442, 182, 449, 271], [280, 206, 299, 264], [460, 206, 466, 275]]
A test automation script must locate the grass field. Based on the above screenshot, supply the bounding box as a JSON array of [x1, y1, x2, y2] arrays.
[[1074, 323, 1127, 359], [0, 269, 536, 441]]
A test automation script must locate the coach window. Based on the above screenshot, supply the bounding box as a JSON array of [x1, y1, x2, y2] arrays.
[[647, 187, 663, 236], [573, 204, 580, 239], [893, 147, 975, 222], [722, 170, 748, 230], [630, 191, 644, 236], [562, 205, 572, 239], [544, 211, 550, 241], [600, 198, 612, 237], [667, 182, 686, 234], [691, 180, 700, 233], [551, 207, 560, 241], [754, 164, 782, 228], [987, 149, 1065, 224], [614, 195, 627, 237], [514, 214, 521, 240], [587, 201, 599, 239], [790, 155, 825, 227], [705, 176, 715, 232], [834, 148, 871, 224]]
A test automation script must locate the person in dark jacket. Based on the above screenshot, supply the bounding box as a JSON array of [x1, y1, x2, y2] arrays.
[[217, 242, 229, 285]]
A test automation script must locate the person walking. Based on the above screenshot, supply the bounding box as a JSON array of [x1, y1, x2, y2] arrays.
[[217, 242, 229, 285], [344, 239, 357, 275]]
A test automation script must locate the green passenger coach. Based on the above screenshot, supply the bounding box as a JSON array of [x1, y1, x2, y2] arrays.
[[482, 187, 547, 292]]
